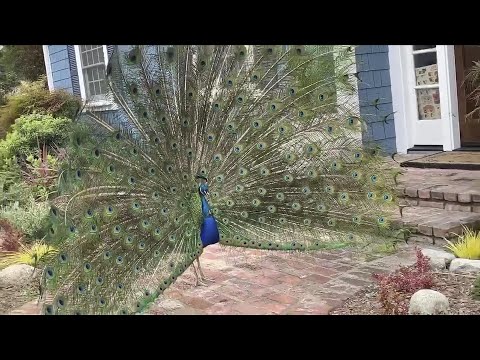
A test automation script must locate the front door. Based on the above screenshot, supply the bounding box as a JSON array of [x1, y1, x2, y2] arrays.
[[455, 45, 480, 147], [407, 45, 445, 146]]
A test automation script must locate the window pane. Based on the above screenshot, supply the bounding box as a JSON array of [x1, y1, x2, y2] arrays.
[[414, 52, 438, 85], [89, 82, 95, 96], [417, 88, 441, 120], [86, 68, 93, 82], [87, 51, 93, 65], [92, 49, 99, 64], [79, 45, 108, 99], [413, 45, 436, 51], [94, 82, 100, 95], [98, 48, 104, 62], [98, 68, 105, 80], [100, 80, 107, 94]]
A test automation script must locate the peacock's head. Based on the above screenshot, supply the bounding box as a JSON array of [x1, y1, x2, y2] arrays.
[[195, 174, 208, 184]]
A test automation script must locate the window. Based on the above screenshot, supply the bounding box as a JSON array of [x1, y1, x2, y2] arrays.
[[412, 46, 441, 120], [76, 45, 109, 103]]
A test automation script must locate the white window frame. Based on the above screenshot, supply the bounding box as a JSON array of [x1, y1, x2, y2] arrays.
[[42, 45, 54, 91], [74, 45, 115, 109], [389, 45, 460, 153]]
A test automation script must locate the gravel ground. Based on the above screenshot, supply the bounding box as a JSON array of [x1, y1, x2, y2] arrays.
[[0, 271, 41, 315], [331, 271, 480, 315]]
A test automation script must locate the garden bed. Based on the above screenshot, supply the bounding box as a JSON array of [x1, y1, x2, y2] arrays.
[[331, 271, 480, 315]]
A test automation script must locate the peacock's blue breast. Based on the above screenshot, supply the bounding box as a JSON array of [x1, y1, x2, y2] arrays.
[[200, 216, 219, 247]]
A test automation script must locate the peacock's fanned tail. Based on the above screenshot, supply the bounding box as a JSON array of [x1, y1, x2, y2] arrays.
[[42, 45, 400, 315]]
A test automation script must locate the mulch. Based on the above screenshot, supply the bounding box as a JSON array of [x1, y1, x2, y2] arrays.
[[331, 271, 480, 315]]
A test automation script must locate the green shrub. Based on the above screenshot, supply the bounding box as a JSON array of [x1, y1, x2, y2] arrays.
[[0, 198, 50, 240], [0, 113, 72, 162], [0, 70, 19, 106], [0, 45, 45, 82], [0, 77, 81, 137]]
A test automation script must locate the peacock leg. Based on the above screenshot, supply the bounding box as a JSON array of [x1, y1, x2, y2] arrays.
[[196, 258, 215, 283], [192, 262, 207, 287]]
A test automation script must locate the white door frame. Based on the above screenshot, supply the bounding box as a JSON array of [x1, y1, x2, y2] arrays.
[[389, 45, 461, 153]]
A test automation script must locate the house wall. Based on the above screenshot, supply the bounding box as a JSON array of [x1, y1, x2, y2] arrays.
[[45, 45, 117, 97], [43, 45, 399, 154], [45, 45, 81, 96], [355, 45, 397, 154]]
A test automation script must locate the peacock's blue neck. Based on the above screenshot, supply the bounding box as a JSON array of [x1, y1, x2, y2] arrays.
[[198, 183, 211, 218]]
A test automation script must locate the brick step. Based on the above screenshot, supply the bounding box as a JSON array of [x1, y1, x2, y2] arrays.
[[399, 197, 480, 213], [396, 184, 480, 213], [394, 206, 480, 244]]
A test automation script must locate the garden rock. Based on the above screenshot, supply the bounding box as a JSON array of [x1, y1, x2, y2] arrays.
[[421, 248, 456, 270], [0, 264, 36, 286], [449, 259, 480, 274], [409, 289, 449, 315]]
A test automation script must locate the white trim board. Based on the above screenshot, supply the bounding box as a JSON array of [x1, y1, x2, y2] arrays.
[[42, 45, 54, 91]]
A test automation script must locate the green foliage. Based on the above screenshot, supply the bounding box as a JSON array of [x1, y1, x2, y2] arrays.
[[0, 77, 81, 137], [0, 45, 46, 107], [0, 197, 51, 240], [0, 113, 72, 162], [0, 241, 57, 270], [445, 227, 480, 260], [0, 45, 45, 82], [0, 157, 22, 204], [0, 70, 19, 106], [465, 61, 480, 122]]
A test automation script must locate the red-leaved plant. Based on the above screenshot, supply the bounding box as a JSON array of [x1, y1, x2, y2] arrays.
[[373, 247, 434, 315], [0, 219, 23, 252]]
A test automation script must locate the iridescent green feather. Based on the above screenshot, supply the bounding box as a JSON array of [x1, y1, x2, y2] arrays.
[[42, 45, 400, 315]]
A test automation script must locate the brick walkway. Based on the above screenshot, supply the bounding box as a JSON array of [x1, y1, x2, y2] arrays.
[[10, 244, 418, 315], [146, 244, 417, 315]]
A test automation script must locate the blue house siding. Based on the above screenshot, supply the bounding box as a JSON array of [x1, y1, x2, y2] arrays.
[[48, 45, 73, 93], [355, 45, 396, 154]]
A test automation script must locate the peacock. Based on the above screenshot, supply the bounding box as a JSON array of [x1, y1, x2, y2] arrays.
[[41, 45, 400, 315]]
